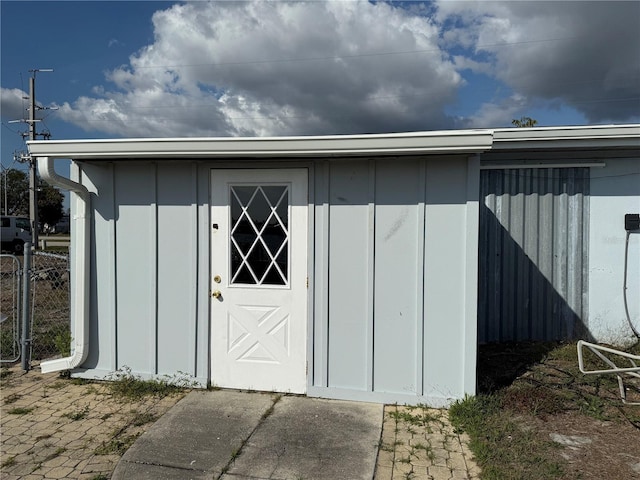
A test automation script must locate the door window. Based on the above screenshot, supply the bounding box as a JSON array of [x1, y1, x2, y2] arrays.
[[230, 185, 289, 286]]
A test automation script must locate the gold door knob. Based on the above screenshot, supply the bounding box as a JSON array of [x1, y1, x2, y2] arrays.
[[211, 290, 222, 299]]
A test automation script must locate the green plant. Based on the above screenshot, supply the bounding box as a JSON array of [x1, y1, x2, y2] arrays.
[[89, 475, 109, 480], [94, 433, 140, 455], [0, 332, 18, 361], [130, 410, 158, 427], [4, 393, 20, 404], [1, 456, 16, 468], [8, 406, 34, 415], [53, 328, 72, 357], [63, 405, 89, 421], [105, 367, 195, 401]]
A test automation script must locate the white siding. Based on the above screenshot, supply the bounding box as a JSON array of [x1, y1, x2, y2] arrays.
[[589, 158, 640, 345]]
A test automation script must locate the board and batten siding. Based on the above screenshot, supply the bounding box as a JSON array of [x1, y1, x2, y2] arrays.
[[74, 155, 479, 405], [478, 167, 590, 343], [310, 155, 479, 405], [75, 161, 210, 385]]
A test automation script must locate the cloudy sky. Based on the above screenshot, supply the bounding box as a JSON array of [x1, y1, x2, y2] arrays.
[[1, 0, 639, 167]]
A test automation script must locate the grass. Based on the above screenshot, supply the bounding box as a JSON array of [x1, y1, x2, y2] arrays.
[[4, 393, 20, 404], [63, 405, 90, 421], [129, 410, 158, 427], [449, 341, 640, 480], [54, 329, 72, 357], [104, 366, 196, 401], [94, 434, 141, 456], [1, 456, 17, 468], [7, 406, 34, 415]]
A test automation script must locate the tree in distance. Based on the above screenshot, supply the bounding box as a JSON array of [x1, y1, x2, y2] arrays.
[[1, 168, 64, 229], [512, 117, 538, 128]]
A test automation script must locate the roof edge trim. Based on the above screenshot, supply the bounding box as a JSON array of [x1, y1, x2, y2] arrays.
[[27, 130, 494, 159]]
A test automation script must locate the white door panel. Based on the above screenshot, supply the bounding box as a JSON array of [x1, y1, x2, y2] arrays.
[[210, 169, 308, 393]]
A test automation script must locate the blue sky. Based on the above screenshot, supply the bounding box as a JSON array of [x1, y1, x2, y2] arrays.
[[2, 0, 639, 174]]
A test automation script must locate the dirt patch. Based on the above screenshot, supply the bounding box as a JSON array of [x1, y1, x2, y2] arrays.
[[531, 412, 640, 479], [461, 341, 640, 479]]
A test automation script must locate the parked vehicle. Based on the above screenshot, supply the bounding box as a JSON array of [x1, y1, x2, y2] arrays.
[[1, 216, 32, 254], [52, 215, 70, 234]]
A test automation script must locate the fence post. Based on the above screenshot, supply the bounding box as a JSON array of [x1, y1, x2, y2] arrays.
[[21, 242, 32, 371]]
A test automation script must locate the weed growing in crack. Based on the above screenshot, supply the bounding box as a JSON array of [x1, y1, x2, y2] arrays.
[[63, 405, 89, 421], [378, 440, 394, 452], [105, 366, 195, 401], [130, 410, 158, 427], [8, 406, 34, 415], [94, 433, 141, 455], [1, 456, 16, 468], [3, 393, 20, 404], [261, 394, 282, 421]]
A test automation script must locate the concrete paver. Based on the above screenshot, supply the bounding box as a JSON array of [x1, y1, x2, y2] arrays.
[[1, 365, 481, 480], [0, 365, 185, 480], [373, 405, 481, 480]]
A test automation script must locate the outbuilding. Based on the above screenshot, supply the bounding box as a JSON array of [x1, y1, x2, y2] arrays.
[[28, 124, 639, 406]]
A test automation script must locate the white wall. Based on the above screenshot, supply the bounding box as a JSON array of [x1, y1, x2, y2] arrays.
[[588, 157, 640, 345]]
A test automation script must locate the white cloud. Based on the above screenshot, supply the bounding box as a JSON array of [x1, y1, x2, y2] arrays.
[[436, 0, 640, 124], [1, 87, 28, 120], [53, 1, 640, 137], [56, 1, 461, 137]]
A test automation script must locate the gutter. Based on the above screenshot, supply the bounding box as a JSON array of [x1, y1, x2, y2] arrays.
[[37, 157, 91, 373]]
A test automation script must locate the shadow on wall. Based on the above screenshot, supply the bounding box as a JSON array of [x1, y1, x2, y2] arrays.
[[478, 201, 592, 344]]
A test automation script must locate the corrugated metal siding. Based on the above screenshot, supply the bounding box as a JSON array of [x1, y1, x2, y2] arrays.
[[478, 167, 590, 343]]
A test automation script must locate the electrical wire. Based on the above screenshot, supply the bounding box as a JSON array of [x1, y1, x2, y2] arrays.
[[623, 230, 640, 339]]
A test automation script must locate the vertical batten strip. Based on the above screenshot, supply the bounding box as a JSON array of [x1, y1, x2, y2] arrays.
[[367, 159, 376, 392], [416, 159, 426, 395], [306, 164, 315, 390], [190, 162, 198, 377], [111, 164, 119, 369], [150, 163, 158, 375], [314, 160, 330, 387], [197, 165, 212, 384], [107, 163, 117, 371]]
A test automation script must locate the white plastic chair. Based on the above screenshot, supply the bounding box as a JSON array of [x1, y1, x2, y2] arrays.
[[577, 340, 640, 405]]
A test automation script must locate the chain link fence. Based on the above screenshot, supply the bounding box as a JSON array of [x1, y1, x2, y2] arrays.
[[0, 255, 23, 363], [0, 249, 70, 367], [30, 251, 71, 361]]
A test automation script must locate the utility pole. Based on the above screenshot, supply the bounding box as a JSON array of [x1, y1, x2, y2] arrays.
[[25, 68, 53, 249], [29, 74, 39, 248], [8, 68, 54, 247]]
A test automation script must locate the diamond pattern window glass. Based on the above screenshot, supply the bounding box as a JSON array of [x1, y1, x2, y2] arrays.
[[230, 185, 289, 286]]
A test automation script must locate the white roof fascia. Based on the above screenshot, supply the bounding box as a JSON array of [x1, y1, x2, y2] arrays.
[[27, 129, 494, 160], [492, 124, 640, 150]]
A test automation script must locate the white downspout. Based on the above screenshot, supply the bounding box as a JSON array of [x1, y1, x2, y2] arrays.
[[37, 157, 91, 373]]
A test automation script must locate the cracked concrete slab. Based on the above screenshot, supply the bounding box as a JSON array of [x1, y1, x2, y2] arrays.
[[224, 396, 383, 480], [112, 390, 275, 479], [112, 391, 383, 480]]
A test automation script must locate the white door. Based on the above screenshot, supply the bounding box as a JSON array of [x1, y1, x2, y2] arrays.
[[210, 169, 308, 393]]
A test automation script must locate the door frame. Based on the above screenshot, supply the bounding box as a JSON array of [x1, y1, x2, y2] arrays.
[[208, 165, 314, 393]]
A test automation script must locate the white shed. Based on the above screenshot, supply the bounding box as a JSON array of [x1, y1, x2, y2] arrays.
[[28, 124, 640, 406]]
